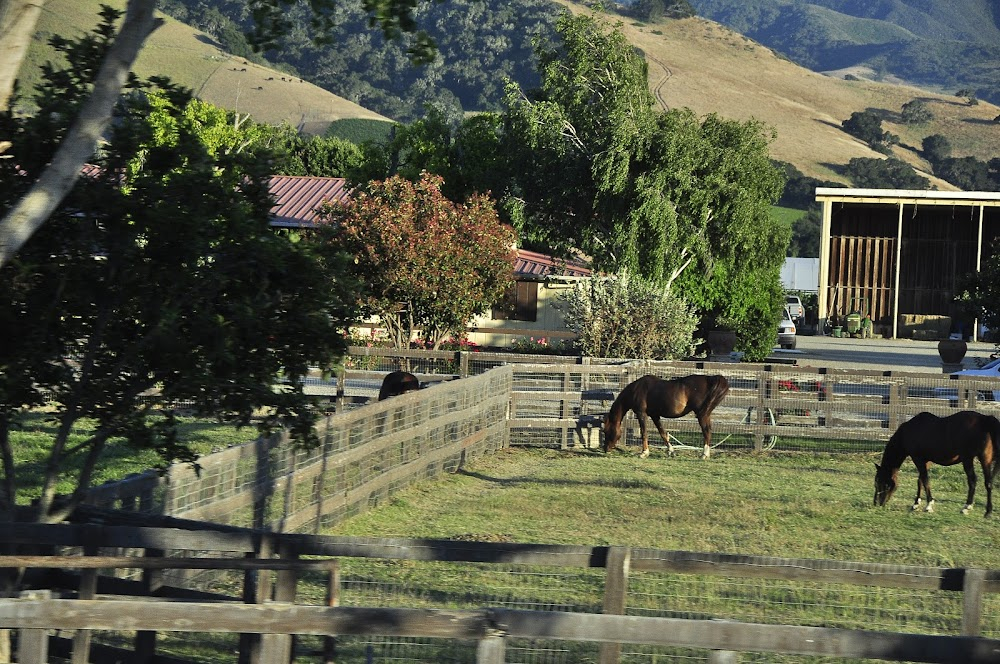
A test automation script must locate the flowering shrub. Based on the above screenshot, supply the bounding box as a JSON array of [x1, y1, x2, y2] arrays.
[[509, 336, 578, 355]]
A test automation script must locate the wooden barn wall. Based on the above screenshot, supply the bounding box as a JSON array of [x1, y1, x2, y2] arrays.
[[827, 202, 1000, 332], [826, 203, 896, 326]]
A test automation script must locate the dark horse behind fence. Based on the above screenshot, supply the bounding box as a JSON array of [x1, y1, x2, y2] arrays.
[[874, 410, 1000, 516], [603, 374, 730, 459], [378, 371, 421, 401]]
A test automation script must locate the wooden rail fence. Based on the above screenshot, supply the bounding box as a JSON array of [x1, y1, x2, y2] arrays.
[[5, 523, 1000, 663]]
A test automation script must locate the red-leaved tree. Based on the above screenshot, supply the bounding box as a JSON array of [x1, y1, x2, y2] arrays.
[[317, 172, 516, 349]]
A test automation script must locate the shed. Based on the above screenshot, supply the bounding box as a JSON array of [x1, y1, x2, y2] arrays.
[[815, 188, 1000, 340]]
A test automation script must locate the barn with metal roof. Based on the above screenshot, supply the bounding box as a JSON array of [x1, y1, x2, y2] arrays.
[[815, 188, 1000, 340]]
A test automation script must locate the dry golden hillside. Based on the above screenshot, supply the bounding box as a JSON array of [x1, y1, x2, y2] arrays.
[[555, 2, 1000, 188], [24, 0, 390, 134]]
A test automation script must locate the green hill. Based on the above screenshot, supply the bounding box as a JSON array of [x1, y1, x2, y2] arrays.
[[555, 0, 1000, 188], [22, 0, 1000, 189], [18, 0, 391, 134]]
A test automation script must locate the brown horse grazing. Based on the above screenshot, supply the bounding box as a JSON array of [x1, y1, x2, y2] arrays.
[[378, 371, 421, 401], [603, 374, 730, 459], [874, 410, 1000, 516]]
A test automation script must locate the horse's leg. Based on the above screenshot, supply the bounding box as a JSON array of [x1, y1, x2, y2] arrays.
[[961, 459, 977, 515], [916, 461, 934, 512], [637, 415, 650, 458], [979, 455, 993, 517], [650, 416, 673, 456], [910, 460, 925, 511], [696, 412, 712, 460]]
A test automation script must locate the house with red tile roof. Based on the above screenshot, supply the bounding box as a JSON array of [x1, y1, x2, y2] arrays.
[[267, 175, 591, 347]]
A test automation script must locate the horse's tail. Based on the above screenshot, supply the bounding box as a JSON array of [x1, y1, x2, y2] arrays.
[[987, 414, 1000, 487], [704, 375, 731, 413]]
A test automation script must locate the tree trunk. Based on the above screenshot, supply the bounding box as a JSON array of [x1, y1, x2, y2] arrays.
[[0, 0, 46, 113], [0, 0, 163, 266]]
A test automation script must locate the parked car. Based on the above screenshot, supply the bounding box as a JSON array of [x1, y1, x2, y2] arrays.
[[777, 307, 797, 349], [785, 295, 804, 323], [931, 357, 1000, 402]]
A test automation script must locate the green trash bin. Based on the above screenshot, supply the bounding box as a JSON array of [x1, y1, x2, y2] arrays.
[[846, 312, 862, 335]]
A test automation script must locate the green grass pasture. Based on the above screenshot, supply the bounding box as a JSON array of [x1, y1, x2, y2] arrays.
[[294, 446, 1000, 663]]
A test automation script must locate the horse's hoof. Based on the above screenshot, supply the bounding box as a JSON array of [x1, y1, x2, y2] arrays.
[[961, 506, 972, 515], [925, 501, 935, 513], [911, 503, 921, 511], [639, 449, 650, 459]]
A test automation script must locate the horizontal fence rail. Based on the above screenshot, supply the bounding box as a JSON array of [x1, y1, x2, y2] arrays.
[[7, 524, 1000, 663], [4, 598, 999, 664]]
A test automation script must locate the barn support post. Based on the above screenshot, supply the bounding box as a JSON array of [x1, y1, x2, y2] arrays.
[[962, 568, 985, 636], [598, 546, 631, 664], [891, 201, 903, 339], [817, 197, 832, 331], [16, 589, 50, 664]]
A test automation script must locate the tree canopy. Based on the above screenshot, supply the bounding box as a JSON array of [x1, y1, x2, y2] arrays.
[[0, 14, 360, 528], [0, 0, 445, 266], [348, 10, 790, 360], [316, 172, 516, 349]]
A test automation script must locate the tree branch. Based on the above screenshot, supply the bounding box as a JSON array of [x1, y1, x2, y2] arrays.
[[0, 0, 163, 266]]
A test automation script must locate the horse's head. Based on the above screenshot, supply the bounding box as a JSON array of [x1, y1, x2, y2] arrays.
[[873, 463, 898, 506], [602, 413, 620, 453]]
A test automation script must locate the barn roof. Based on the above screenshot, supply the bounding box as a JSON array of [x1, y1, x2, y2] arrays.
[[514, 249, 591, 278], [265, 175, 590, 277], [268, 175, 352, 227]]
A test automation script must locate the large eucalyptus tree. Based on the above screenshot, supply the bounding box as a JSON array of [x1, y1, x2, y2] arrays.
[[496, 11, 789, 359]]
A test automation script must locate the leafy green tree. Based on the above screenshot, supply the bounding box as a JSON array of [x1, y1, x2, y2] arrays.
[[922, 134, 952, 165], [0, 0, 445, 266], [559, 270, 699, 359], [844, 157, 929, 189], [0, 21, 360, 535], [956, 88, 979, 106], [935, 156, 993, 190], [789, 209, 821, 257], [495, 11, 787, 360], [316, 172, 516, 349], [841, 110, 891, 148], [900, 99, 932, 124], [957, 243, 1000, 336]]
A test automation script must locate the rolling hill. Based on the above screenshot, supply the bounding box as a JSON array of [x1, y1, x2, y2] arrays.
[[688, 0, 1000, 103], [556, 0, 1000, 188], [21, 0, 1000, 189], [18, 0, 391, 135]]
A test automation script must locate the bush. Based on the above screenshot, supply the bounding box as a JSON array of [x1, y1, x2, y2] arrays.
[[558, 271, 699, 359]]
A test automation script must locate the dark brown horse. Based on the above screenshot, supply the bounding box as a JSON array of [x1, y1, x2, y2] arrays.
[[378, 371, 421, 400], [874, 410, 1000, 516], [603, 374, 730, 459]]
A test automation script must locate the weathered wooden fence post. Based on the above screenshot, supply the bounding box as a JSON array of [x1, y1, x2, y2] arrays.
[[70, 544, 99, 664], [962, 567, 985, 636], [135, 546, 165, 662], [476, 631, 505, 664], [323, 560, 340, 664], [241, 534, 275, 664], [598, 546, 630, 664], [259, 539, 298, 662], [17, 589, 50, 664]]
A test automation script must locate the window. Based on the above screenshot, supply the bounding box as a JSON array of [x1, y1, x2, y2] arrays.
[[492, 281, 538, 321]]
